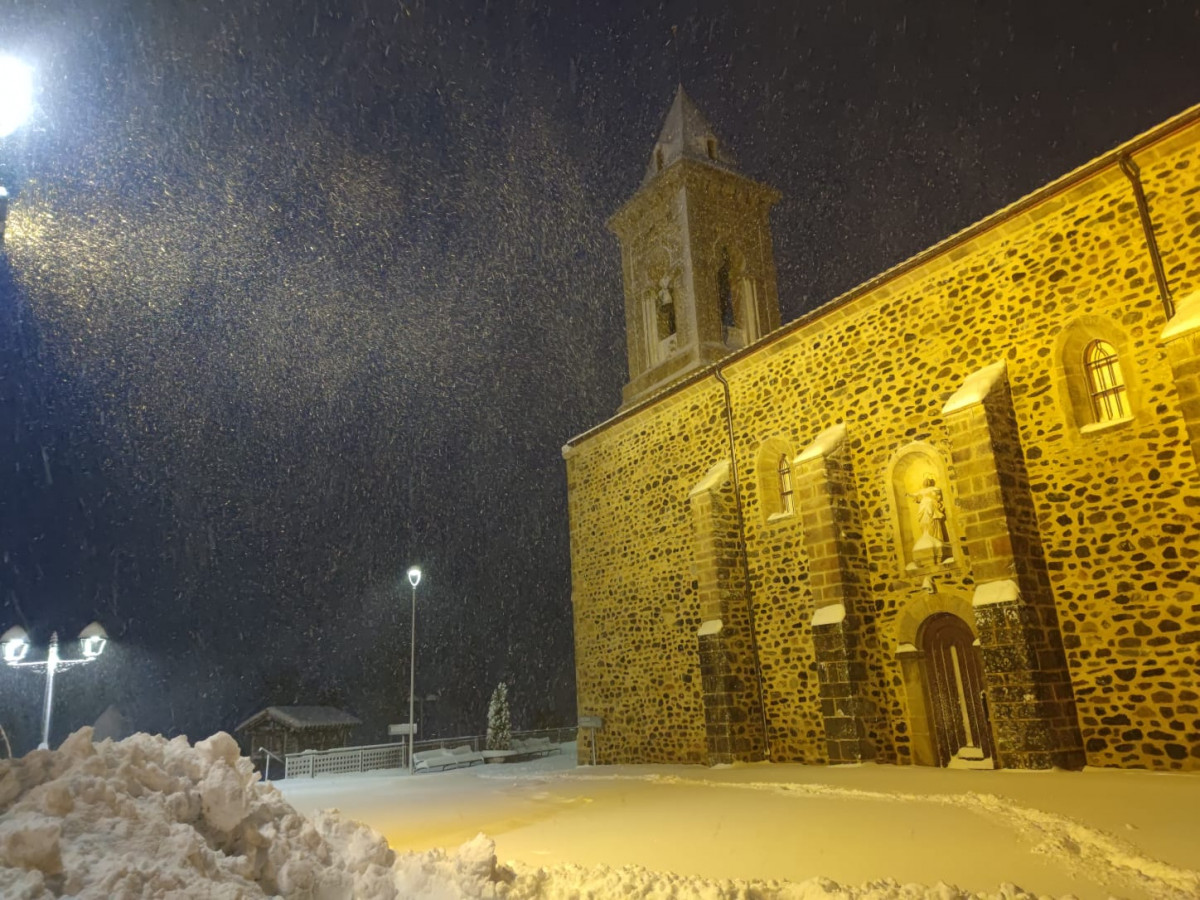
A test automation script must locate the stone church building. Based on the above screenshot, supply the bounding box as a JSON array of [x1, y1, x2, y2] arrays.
[[563, 88, 1200, 771]]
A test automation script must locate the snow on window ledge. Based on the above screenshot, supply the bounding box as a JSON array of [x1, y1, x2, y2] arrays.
[[1079, 414, 1134, 436]]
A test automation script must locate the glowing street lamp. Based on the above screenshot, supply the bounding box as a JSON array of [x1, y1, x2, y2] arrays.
[[406, 566, 421, 774], [0, 54, 34, 246], [2, 622, 108, 750], [0, 55, 34, 139]]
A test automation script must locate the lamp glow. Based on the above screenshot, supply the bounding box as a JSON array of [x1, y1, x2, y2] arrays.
[[79, 622, 108, 659], [2, 625, 29, 663], [407, 566, 421, 588], [0, 55, 34, 138]]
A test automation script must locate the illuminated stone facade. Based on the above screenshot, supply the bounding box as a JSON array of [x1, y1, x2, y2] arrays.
[[564, 91, 1200, 771]]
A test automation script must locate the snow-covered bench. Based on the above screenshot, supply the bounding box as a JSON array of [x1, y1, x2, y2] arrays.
[[481, 737, 562, 763], [514, 737, 559, 758], [413, 744, 484, 772]]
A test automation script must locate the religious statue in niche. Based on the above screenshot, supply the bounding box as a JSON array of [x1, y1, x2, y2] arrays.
[[906, 475, 952, 568], [656, 275, 677, 339], [643, 273, 678, 366]]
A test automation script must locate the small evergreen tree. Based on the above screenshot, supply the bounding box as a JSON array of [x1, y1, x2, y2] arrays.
[[486, 681, 512, 750]]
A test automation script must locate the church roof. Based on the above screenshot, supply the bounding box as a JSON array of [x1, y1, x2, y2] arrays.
[[643, 85, 739, 184], [235, 705, 361, 732]]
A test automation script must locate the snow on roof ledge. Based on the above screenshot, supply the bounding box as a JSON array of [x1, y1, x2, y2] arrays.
[[1160, 289, 1200, 344], [689, 460, 730, 498], [698, 618, 724, 637], [972, 579, 1021, 607], [811, 603, 846, 628], [942, 360, 1007, 415], [235, 705, 362, 732], [796, 423, 847, 464]]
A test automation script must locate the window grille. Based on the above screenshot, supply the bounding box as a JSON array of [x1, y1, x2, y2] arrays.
[[1084, 340, 1127, 423], [777, 455, 794, 515]]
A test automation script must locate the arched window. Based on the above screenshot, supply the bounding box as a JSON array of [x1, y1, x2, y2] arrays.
[[757, 437, 796, 523], [1084, 340, 1128, 423], [777, 455, 794, 516], [1055, 318, 1137, 434]]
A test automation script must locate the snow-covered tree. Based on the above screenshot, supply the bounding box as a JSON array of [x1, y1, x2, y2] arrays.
[[486, 681, 512, 751]]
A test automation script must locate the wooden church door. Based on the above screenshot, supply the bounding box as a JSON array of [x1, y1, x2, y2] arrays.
[[920, 613, 994, 766]]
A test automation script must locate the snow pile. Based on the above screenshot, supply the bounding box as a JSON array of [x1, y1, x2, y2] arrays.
[[1, 729, 1061, 899], [0, 728, 407, 898]]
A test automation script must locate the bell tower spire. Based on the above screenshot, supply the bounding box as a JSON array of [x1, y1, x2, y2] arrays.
[[609, 86, 781, 410]]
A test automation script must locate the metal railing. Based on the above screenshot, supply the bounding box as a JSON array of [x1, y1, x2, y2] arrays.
[[410, 726, 577, 756], [258, 746, 285, 782], [282, 726, 577, 779]]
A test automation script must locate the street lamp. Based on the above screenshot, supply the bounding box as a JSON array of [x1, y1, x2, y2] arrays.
[[406, 566, 421, 774], [0, 54, 33, 246], [2, 622, 108, 750]]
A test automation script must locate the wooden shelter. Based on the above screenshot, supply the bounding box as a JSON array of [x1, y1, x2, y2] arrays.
[[236, 706, 360, 762]]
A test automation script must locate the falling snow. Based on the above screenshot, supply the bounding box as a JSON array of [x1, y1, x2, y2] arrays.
[[1, 0, 1198, 766]]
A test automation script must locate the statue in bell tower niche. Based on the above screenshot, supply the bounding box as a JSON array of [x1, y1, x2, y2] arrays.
[[656, 275, 676, 339], [907, 476, 950, 560]]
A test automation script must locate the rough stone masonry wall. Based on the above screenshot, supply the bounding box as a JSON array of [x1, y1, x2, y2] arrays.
[[566, 378, 730, 764], [689, 464, 767, 763], [567, 114, 1200, 771], [725, 119, 1200, 770], [942, 371, 1084, 769]]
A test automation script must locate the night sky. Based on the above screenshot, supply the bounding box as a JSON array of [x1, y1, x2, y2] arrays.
[[1, 0, 1197, 754]]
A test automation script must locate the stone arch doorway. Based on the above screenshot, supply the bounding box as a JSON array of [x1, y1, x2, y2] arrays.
[[919, 613, 993, 767]]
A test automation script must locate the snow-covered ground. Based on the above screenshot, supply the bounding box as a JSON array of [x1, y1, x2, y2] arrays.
[[3, 729, 1199, 898], [280, 742, 1200, 900]]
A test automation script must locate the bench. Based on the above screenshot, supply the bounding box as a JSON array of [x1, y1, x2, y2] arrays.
[[481, 737, 562, 763], [413, 744, 484, 772]]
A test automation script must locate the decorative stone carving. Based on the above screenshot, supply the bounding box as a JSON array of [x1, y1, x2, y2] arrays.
[[907, 476, 949, 557], [888, 444, 956, 572]]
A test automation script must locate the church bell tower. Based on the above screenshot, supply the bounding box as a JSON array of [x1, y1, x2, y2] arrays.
[[608, 86, 781, 410]]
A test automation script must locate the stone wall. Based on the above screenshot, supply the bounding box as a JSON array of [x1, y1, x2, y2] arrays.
[[565, 109, 1200, 771]]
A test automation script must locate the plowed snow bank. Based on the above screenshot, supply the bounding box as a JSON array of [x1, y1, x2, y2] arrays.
[[0, 729, 1053, 898]]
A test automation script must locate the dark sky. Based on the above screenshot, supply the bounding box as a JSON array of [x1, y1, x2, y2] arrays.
[[1, 0, 1197, 753]]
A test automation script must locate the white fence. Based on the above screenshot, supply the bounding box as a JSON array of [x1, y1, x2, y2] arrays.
[[282, 727, 576, 779], [410, 726, 576, 757], [285, 742, 405, 779]]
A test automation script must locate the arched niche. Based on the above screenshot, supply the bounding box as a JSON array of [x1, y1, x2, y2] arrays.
[[886, 442, 958, 573], [754, 435, 796, 524], [712, 243, 759, 349]]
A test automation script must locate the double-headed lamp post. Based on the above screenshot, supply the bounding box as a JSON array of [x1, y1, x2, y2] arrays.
[[406, 566, 421, 774], [2, 622, 108, 750]]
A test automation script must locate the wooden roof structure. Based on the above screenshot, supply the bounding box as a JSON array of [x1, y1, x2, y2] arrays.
[[236, 705, 361, 732]]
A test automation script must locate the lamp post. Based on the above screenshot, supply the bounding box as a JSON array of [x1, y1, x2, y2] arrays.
[[2, 622, 108, 750], [406, 566, 421, 774], [0, 54, 34, 246]]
